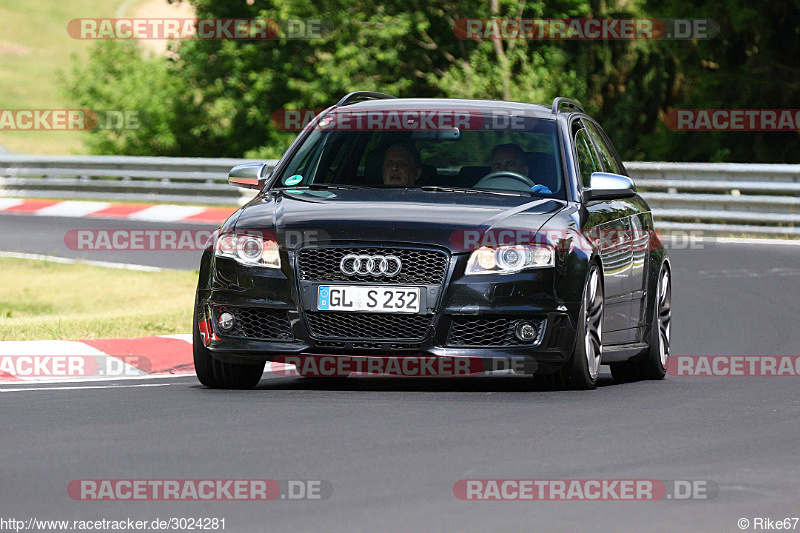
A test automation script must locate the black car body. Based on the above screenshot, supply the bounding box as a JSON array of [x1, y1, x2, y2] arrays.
[[193, 93, 672, 389]]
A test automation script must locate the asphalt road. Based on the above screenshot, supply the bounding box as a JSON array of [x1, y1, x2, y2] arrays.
[[1, 214, 799, 532], [0, 214, 209, 270]]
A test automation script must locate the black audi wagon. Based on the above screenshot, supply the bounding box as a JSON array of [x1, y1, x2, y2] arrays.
[[193, 92, 671, 390]]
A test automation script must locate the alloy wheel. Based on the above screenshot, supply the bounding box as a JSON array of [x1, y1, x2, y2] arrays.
[[657, 268, 672, 368], [584, 267, 604, 380]]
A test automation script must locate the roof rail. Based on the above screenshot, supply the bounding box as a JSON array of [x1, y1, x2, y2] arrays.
[[335, 91, 397, 108], [552, 97, 585, 114]]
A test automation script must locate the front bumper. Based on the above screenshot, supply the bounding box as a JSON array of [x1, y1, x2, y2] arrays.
[[197, 248, 580, 371]]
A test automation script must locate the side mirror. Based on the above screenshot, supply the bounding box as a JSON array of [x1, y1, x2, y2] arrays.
[[228, 162, 268, 189], [582, 172, 636, 202]]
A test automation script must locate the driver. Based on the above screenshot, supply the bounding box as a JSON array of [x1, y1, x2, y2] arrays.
[[489, 143, 529, 178], [382, 143, 422, 186]]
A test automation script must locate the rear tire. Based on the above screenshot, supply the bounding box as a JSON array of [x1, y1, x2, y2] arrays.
[[641, 264, 671, 379], [610, 263, 671, 382], [193, 300, 264, 389]]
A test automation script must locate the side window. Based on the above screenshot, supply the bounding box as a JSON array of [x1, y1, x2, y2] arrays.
[[314, 132, 363, 183], [279, 133, 322, 185], [574, 127, 600, 188], [585, 122, 622, 175]]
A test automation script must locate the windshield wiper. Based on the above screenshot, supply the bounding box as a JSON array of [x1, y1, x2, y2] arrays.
[[419, 185, 528, 197], [305, 184, 371, 190]]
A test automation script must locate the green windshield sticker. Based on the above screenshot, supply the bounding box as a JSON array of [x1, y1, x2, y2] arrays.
[[284, 175, 303, 185]]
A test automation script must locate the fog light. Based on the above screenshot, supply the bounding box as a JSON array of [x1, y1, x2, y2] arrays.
[[218, 312, 236, 332], [514, 321, 538, 342]]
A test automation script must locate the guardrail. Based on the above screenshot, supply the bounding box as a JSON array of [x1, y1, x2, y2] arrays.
[[0, 156, 798, 237], [625, 162, 800, 237], [0, 155, 278, 206]]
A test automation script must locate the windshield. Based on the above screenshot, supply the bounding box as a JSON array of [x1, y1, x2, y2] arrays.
[[271, 114, 565, 199]]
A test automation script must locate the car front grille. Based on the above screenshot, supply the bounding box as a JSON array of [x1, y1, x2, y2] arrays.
[[305, 312, 432, 341], [447, 316, 543, 347], [297, 247, 448, 284], [213, 306, 294, 341]]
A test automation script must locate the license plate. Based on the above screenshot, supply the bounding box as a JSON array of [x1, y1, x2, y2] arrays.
[[317, 286, 420, 313]]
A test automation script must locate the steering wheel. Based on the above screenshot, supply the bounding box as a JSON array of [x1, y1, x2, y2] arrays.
[[473, 171, 537, 191]]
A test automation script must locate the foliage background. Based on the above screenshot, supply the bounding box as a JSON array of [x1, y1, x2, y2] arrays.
[[62, 0, 800, 162]]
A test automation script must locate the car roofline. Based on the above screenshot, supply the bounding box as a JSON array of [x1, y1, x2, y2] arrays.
[[329, 94, 586, 119]]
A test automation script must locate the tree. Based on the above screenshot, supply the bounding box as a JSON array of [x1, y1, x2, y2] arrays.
[[63, 0, 800, 162]]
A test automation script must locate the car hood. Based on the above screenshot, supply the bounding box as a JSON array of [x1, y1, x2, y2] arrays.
[[234, 188, 565, 253]]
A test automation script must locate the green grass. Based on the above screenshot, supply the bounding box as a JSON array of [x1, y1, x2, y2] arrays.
[[0, 257, 197, 340], [0, 0, 148, 154]]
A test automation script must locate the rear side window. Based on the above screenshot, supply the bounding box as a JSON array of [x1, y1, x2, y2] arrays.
[[585, 122, 622, 175], [574, 128, 600, 188]]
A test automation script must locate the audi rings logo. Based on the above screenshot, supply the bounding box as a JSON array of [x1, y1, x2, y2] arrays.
[[340, 254, 402, 277]]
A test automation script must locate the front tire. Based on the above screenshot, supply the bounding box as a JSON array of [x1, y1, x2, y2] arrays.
[[540, 264, 604, 390], [568, 264, 604, 389], [193, 300, 264, 389]]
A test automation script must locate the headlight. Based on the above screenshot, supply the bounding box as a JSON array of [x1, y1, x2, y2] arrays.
[[214, 232, 281, 268], [465, 244, 554, 275]]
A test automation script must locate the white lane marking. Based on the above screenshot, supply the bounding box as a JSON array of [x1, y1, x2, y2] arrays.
[[0, 372, 196, 385], [127, 205, 206, 222], [714, 237, 800, 246], [719, 485, 780, 497], [0, 383, 175, 393], [0, 340, 106, 357], [0, 198, 24, 210], [696, 267, 800, 279], [0, 251, 168, 271], [664, 235, 800, 248], [160, 334, 193, 343], [266, 362, 294, 372], [34, 201, 110, 218], [0, 366, 291, 389]]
